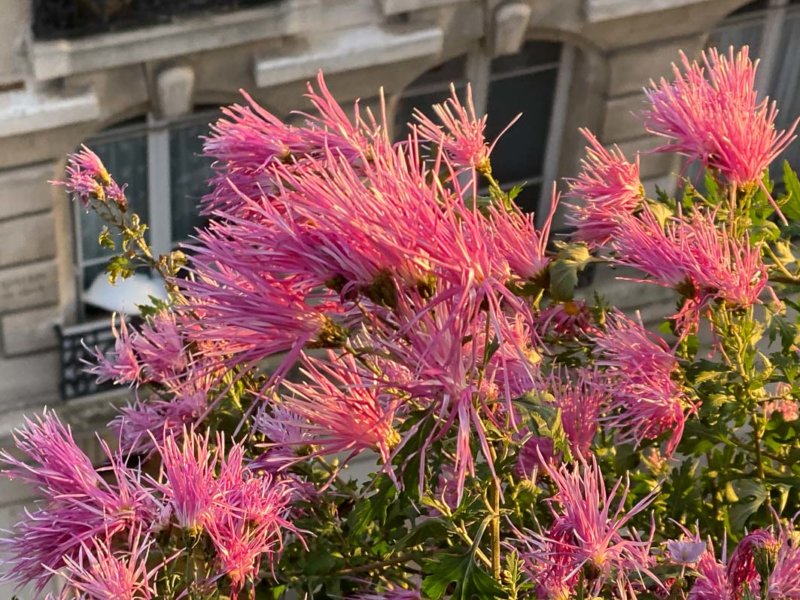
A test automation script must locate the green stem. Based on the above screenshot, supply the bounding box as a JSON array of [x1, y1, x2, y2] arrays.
[[751, 413, 766, 481], [491, 476, 501, 580], [338, 553, 420, 575]]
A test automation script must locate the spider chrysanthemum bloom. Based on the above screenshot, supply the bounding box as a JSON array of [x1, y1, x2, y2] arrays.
[[766, 521, 800, 599], [489, 188, 557, 283], [518, 458, 658, 595], [567, 128, 644, 245], [156, 429, 219, 532], [413, 83, 490, 171], [593, 311, 689, 455], [0, 412, 157, 592], [278, 352, 402, 464], [62, 533, 156, 600], [689, 547, 735, 600], [645, 47, 798, 194], [726, 529, 774, 592], [541, 368, 606, 457], [205, 473, 296, 593], [612, 207, 769, 331], [89, 316, 142, 386]]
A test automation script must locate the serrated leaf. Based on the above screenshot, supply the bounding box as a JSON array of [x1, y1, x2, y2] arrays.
[[782, 161, 800, 222], [729, 479, 767, 531], [98, 226, 115, 250], [548, 243, 591, 302], [421, 553, 502, 600]]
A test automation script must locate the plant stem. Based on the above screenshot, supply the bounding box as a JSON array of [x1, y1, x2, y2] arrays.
[[491, 475, 501, 579], [338, 553, 419, 575], [751, 413, 766, 482]]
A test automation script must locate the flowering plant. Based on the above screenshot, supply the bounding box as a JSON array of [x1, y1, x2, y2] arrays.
[[3, 46, 800, 599]]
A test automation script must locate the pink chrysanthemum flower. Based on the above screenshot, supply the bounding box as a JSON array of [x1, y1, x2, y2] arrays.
[[413, 84, 490, 171], [379, 294, 537, 503], [59, 146, 128, 211], [593, 311, 689, 455], [645, 47, 798, 191], [768, 522, 800, 599], [488, 188, 557, 283], [205, 470, 295, 593], [612, 208, 769, 332], [567, 128, 644, 245], [535, 300, 598, 341], [542, 368, 606, 457], [112, 390, 209, 453], [514, 435, 557, 479], [156, 429, 219, 531], [518, 457, 658, 596], [689, 547, 735, 600], [765, 398, 800, 422], [89, 316, 142, 386], [203, 74, 373, 214], [62, 533, 156, 600], [181, 251, 348, 368], [726, 529, 774, 592], [278, 352, 402, 463], [0, 412, 157, 592]]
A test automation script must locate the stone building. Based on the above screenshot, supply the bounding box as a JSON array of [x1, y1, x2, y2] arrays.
[[0, 0, 797, 595]]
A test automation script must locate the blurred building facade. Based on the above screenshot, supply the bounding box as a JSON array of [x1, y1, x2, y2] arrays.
[[0, 0, 797, 594]]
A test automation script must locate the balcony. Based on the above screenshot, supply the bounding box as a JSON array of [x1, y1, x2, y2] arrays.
[[32, 0, 281, 41]]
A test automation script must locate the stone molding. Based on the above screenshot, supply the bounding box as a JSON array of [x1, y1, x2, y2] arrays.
[[255, 23, 444, 88], [379, 0, 469, 16], [0, 88, 99, 139], [30, 0, 321, 81]]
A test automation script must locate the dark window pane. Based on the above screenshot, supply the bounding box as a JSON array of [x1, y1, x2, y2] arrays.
[[78, 129, 149, 271], [394, 55, 468, 139], [511, 181, 542, 214], [768, 8, 800, 177], [170, 116, 214, 242], [731, 0, 769, 15], [707, 17, 764, 57], [394, 86, 467, 140], [403, 55, 468, 94], [490, 41, 562, 75], [486, 67, 559, 184]]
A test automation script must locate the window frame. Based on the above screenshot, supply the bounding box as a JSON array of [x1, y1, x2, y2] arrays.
[[395, 40, 574, 225]]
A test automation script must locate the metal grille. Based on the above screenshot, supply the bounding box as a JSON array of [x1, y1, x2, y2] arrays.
[[33, 0, 279, 40], [57, 319, 138, 400]]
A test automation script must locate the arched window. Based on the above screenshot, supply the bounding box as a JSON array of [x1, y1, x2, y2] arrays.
[[73, 110, 217, 319], [709, 0, 800, 177], [394, 41, 572, 214]]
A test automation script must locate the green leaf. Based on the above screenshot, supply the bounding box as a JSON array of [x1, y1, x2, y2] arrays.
[[421, 553, 502, 599], [704, 170, 720, 201], [782, 161, 800, 222], [507, 184, 524, 202], [646, 201, 673, 228], [728, 479, 768, 531], [548, 242, 591, 301], [98, 226, 115, 250]]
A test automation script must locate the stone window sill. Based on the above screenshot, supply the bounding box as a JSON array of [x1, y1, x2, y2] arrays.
[[31, 0, 320, 81]]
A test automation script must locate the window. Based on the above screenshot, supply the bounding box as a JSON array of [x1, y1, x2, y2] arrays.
[[73, 110, 216, 319], [394, 41, 572, 215], [710, 0, 800, 179]]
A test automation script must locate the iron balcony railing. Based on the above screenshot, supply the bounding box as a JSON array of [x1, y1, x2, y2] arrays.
[[33, 0, 280, 41]]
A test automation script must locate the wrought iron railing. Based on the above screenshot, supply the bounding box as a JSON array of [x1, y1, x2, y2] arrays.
[[33, 0, 280, 41]]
